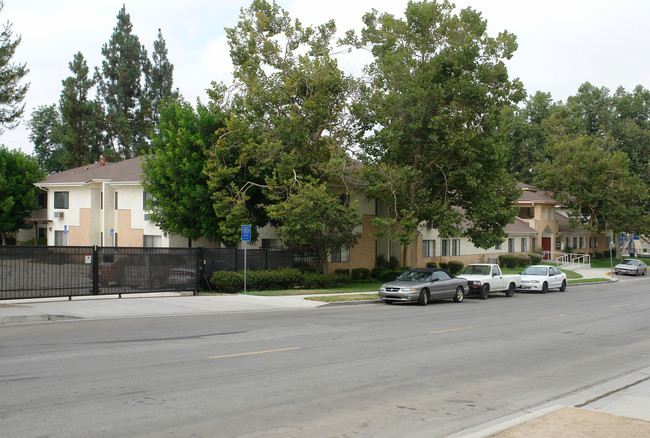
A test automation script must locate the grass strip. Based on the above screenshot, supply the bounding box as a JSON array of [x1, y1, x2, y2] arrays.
[[305, 293, 380, 303]]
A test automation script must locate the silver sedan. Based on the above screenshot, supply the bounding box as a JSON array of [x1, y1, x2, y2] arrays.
[[614, 259, 648, 276], [378, 268, 467, 306]]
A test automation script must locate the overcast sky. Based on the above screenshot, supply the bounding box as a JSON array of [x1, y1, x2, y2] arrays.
[[2, 0, 650, 155]]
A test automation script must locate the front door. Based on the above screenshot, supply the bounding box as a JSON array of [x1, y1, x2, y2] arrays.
[[542, 237, 551, 259]]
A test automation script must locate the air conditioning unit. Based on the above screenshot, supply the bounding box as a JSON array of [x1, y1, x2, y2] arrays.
[[144, 214, 151, 221], [54, 212, 64, 219]]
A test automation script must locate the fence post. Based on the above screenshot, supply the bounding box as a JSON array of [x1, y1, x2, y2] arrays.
[[92, 245, 99, 295]]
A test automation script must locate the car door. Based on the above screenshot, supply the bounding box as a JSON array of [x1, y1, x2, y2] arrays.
[[549, 267, 562, 288], [491, 265, 506, 290], [430, 270, 453, 299]]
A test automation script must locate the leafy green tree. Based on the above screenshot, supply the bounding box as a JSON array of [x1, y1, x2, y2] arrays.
[[142, 94, 228, 246], [27, 104, 66, 174], [502, 91, 557, 183], [96, 5, 150, 158], [0, 0, 29, 132], [205, 0, 360, 255], [344, 0, 524, 264], [267, 182, 361, 273], [59, 52, 106, 167], [0, 146, 44, 244], [535, 135, 649, 255]]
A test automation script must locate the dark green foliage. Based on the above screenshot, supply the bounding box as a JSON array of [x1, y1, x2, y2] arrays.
[[209, 268, 352, 293], [371, 266, 391, 279], [334, 268, 350, 276], [447, 261, 464, 275], [0, 2, 29, 132], [426, 262, 437, 268], [351, 268, 370, 280], [0, 147, 45, 245], [498, 255, 529, 268], [379, 270, 402, 283], [528, 253, 543, 265], [438, 262, 449, 270]]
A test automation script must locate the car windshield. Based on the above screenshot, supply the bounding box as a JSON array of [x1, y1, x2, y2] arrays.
[[462, 265, 490, 275], [619, 260, 635, 265], [521, 267, 548, 276], [396, 271, 431, 282]]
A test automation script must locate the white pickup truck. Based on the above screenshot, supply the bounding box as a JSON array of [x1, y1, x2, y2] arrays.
[[458, 264, 521, 300]]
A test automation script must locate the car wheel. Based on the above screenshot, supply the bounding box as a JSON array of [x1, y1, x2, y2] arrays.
[[643, 269, 647, 276], [560, 280, 567, 292], [418, 289, 429, 306], [505, 283, 515, 297], [481, 284, 490, 300], [453, 286, 464, 303], [542, 282, 548, 294]]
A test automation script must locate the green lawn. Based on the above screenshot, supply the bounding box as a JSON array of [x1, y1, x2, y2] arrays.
[[242, 281, 383, 297]]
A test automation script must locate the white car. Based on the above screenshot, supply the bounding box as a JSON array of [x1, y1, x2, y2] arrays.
[[614, 259, 647, 276], [518, 265, 567, 293]]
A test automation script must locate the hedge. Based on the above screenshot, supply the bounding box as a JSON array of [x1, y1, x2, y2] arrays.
[[351, 267, 370, 280], [209, 268, 352, 293], [447, 261, 464, 275]]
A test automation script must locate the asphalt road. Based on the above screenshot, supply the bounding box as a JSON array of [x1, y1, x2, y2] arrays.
[[1, 279, 649, 437]]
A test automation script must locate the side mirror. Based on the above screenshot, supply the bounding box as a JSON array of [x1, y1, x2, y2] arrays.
[[430, 277, 439, 282]]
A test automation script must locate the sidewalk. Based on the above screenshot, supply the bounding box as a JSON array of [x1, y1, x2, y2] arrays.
[[2, 266, 649, 437]]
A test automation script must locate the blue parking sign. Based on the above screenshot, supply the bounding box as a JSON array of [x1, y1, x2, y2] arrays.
[[241, 225, 251, 242]]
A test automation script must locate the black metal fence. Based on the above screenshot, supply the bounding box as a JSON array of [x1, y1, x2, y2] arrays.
[[0, 246, 320, 300]]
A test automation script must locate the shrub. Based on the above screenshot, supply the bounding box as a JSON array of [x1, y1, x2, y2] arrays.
[[375, 255, 388, 268], [388, 256, 400, 270], [438, 262, 449, 270], [371, 266, 391, 279], [210, 270, 244, 293], [447, 261, 464, 275], [529, 253, 543, 265], [302, 272, 350, 289], [351, 268, 370, 280], [379, 270, 401, 282], [334, 268, 350, 276], [498, 255, 517, 269], [426, 262, 437, 268]]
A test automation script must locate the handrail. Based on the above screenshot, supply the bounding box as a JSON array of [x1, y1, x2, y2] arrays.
[[554, 252, 591, 269]]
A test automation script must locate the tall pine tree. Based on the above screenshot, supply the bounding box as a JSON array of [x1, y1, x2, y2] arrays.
[[0, 0, 29, 132], [59, 52, 106, 167], [96, 5, 150, 158]]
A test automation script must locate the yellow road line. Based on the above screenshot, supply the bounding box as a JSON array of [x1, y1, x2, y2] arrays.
[[541, 314, 566, 320], [612, 304, 630, 308], [208, 347, 300, 359], [428, 327, 473, 334]]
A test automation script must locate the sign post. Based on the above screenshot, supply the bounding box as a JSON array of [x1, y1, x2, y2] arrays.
[[241, 225, 251, 293]]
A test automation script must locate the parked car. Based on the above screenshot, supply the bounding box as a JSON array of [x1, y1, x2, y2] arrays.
[[518, 265, 567, 293], [168, 266, 198, 286], [378, 268, 467, 306], [614, 259, 647, 276], [122, 254, 170, 288], [89, 256, 126, 286], [458, 263, 521, 299]]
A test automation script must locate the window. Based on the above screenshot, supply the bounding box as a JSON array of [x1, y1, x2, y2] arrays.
[[441, 239, 450, 257], [54, 230, 68, 246], [422, 240, 436, 258], [532, 238, 538, 251], [521, 238, 528, 252], [573, 237, 578, 249], [330, 246, 349, 263], [508, 238, 515, 253], [452, 239, 460, 256], [143, 191, 154, 210], [494, 242, 502, 250], [590, 236, 599, 248], [54, 191, 69, 209], [579, 237, 584, 249], [38, 192, 47, 208], [433, 271, 451, 281], [565, 237, 570, 249], [143, 235, 162, 247]]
